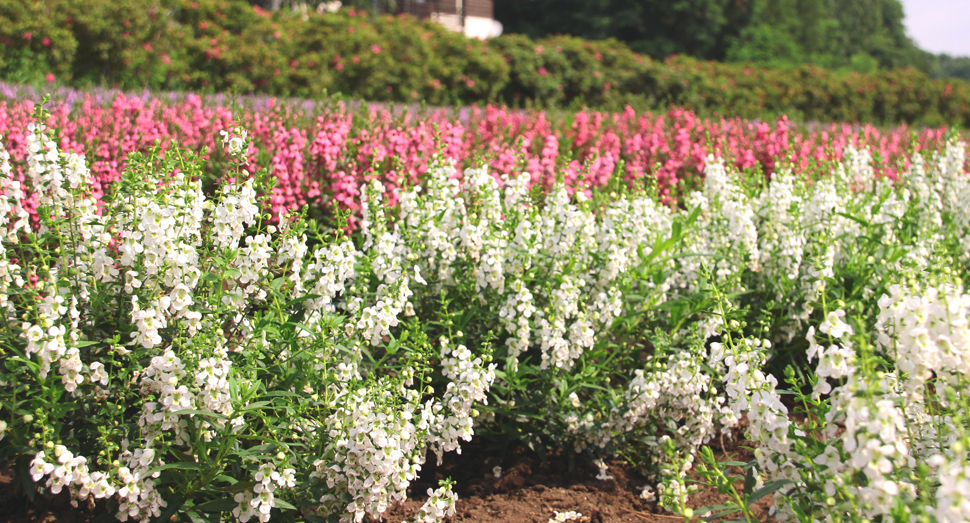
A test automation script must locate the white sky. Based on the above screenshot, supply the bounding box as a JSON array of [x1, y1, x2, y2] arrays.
[[900, 0, 970, 56]]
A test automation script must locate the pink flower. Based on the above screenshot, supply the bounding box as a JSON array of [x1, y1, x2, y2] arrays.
[[142, 43, 152, 51], [352, 56, 360, 64], [42, 37, 51, 47], [371, 44, 381, 54], [23, 32, 32, 41], [535, 45, 544, 54], [161, 54, 171, 64], [45, 73, 55, 84], [336, 62, 344, 71], [199, 21, 208, 30], [465, 79, 475, 88], [538, 67, 547, 76]]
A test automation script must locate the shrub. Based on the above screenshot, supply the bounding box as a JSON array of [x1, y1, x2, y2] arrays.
[[3, 0, 970, 126]]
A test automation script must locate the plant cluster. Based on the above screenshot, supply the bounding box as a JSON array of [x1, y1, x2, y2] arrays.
[[1, 97, 970, 523], [0, 85, 960, 227], [1, 0, 970, 126]]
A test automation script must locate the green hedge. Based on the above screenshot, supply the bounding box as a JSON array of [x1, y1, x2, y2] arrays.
[[2, 0, 969, 126]]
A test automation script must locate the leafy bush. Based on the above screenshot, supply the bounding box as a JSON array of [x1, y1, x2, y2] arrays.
[[3, 0, 970, 126]]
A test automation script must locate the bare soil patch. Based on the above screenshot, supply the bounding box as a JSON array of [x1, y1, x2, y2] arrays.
[[0, 433, 773, 523]]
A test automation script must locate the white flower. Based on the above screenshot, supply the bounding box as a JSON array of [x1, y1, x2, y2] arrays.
[[220, 128, 249, 157], [819, 310, 853, 339]]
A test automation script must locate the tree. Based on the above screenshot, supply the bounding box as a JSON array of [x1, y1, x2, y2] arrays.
[[496, 0, 932, 71], [494, 0, 754, 61]]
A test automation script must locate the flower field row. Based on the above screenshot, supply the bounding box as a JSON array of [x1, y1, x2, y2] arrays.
[[1, 98, 970, 523], [0, 85, 961, 223]]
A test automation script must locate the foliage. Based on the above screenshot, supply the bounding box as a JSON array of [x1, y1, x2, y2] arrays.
[[494, 0, 751, 61], [724, 0, 932, 72], [2, 96, 970, 522], [931, 53, 970, 81], [1, 0, 970, 126], [495, 0, 931, 73]]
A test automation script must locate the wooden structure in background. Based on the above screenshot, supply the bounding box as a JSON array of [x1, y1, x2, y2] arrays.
[[396, 0, 501, 39]]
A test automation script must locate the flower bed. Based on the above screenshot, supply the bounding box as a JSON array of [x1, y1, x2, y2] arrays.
[[1, 92, 970, 523], [0, 84, 959, 223]]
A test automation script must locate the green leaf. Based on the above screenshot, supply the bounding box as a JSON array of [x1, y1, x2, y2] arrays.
[[193, 498, 240, 513], [179, 509, 208, 523], [695, 504, 736, 517], [747, 479, 793, 504], [172, 409, 229, 421], [144, 462, 206, 476], [216, 480, 258, 494], [743, 466, 756, 497], [238, 401, 272, 412], [274, 499, 298, 511], [703, 508, 740, 522], [284, 294, 319, 308], [239, 443, 278, 456], [271, 277, 286, 292], [261, 391, 300, 398], [151, 494, 186, 523]]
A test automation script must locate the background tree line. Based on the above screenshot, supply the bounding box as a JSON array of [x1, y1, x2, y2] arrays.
[[494, 0, 970, 79]]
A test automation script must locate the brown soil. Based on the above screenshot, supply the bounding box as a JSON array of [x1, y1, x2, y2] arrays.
[[0, 434, 773, 523], [384, 430, 773, 523]]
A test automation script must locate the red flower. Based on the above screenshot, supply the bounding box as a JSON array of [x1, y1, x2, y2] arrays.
[[23, 32, 32, 41], [46, 73, 55, 84], [42, 37, 51, 47]]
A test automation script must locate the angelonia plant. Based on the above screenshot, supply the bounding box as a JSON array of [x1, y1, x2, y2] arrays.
[[1, 100, 970, 523], [0, 106, 488, 523]]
